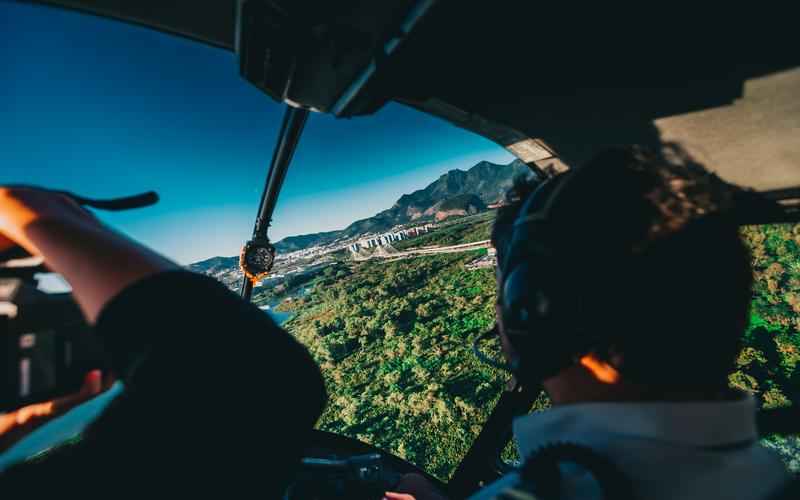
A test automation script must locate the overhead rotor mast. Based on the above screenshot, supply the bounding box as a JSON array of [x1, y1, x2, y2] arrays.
[[234, 0, 441, 303], [239, 105, 309, 301]]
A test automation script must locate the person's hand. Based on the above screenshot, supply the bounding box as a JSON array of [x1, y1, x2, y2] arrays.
[[0, 370, 113, 453], [385, 474, 448, 500], [384, 493, 416, 500], [0, 186, 98, 256], [1, 185, 176, 323]]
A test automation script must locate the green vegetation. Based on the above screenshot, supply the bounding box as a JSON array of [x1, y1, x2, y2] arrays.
[[738, 224, 800, 469], [394, 211, 495, 251], [284, 252, 508, 479], [251, 265, 328, 308], [266, 219, 800, 479], [438, 193, 486, 212]]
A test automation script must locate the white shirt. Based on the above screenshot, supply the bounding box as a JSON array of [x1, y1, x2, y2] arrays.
[[470, 394, 790, 499]]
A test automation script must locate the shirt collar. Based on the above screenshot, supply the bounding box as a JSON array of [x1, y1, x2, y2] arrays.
[[513, 392, 759, 459]]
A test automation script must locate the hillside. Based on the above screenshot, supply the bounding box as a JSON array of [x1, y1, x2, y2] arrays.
[[427, 194, 487, 221], [275, 230, 343, 253], [297, 223, 800, 477], [438, 194, 486, 211], [393, 211, 495, 251], [187, 255, 237, 273], [285, 252, 510, 479], [187, 255, 242, 289], [189, 205, 800, 476], [271, 158, 532, 252]]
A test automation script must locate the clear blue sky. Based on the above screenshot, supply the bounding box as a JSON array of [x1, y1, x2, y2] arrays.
[[0, 1, 514, 264]]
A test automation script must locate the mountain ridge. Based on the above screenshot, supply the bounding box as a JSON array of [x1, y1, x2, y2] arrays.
[[271, 158, 531, 252], [191, 158, 533, 266]]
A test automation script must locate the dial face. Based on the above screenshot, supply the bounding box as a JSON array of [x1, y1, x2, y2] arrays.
[[245, 245, 274, 273]]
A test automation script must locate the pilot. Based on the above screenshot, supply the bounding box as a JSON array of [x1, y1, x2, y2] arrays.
[[393, 145, 792, 500], [0, 187, 326, 496]]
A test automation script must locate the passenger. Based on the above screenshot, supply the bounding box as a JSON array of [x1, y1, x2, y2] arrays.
[[393, 145, 792, 500], [0, 187, 326, 496]]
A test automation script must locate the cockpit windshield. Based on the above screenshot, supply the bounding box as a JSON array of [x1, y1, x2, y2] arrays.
[[1, 1, 516, 478], [2, 0, 799, 482]]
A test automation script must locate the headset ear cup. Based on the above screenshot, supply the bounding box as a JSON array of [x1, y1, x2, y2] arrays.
[[502, 262, 561, 381], [495, 173, 595, 382], [501, 257, 590, 382], [502, 263, 542, 331]]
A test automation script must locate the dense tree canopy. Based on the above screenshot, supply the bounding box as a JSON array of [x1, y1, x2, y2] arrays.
[[233, 218, 800, 478], [284, 251, 506, 479], [738, 224, 800, 470]]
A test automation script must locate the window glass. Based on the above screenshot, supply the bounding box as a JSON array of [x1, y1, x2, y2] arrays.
[[274, 213, 511, 480], [6, 1, 798, 482], [1, 1, 518, 479]]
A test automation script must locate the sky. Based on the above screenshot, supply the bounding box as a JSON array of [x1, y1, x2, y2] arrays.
[[0, 1, 514, 264]]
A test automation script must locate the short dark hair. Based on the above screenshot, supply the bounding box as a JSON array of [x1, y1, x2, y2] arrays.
[[492, 145, 753, 389]]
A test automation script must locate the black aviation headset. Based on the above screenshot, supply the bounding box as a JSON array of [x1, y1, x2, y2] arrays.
[[476, 147, 769, 386], [474, 167, 615, 385], [503, 171, 595, 382]]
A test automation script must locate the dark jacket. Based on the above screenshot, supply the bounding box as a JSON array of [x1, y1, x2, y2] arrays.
[[0, 271, 327, 497]]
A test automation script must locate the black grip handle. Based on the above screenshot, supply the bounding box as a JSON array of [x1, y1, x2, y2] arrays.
[[60, 190, 160, 211], [0, 190, 160, 265]]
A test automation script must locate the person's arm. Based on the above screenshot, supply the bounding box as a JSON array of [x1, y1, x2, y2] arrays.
[[0, 371, 107, 453], [0, 186, 177, 323], [0, 187, 325, 401], [1, 186, 326, 496]]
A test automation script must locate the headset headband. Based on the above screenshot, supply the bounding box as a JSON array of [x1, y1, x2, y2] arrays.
[[511, 171, 573, 229]]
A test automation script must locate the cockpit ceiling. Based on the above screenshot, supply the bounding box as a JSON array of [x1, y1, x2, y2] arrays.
[[24, 1, 800, 191], [654, 68, 800, 191], [405, 67, 800, 191]]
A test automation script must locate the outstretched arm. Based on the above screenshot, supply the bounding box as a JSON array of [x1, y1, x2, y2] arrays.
[[0, 186, 177, 323], [0, 186, 327, 496]]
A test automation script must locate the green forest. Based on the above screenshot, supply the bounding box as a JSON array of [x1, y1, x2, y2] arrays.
[[270, 219, 800, 479], [737, 224, 800, 470], [283, 251, 505, 479], [393, 211, 494, 251]]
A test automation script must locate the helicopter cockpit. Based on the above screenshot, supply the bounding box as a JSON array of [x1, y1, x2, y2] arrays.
[[1, 1, 800, 499]]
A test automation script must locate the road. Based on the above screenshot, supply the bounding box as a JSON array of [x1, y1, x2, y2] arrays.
[[353, 239, 493, 262]]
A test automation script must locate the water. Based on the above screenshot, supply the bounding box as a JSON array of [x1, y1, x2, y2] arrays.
[[264, 307, 292, 326]]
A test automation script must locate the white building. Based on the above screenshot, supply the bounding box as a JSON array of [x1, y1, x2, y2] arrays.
[[347, 224, 435, 252]]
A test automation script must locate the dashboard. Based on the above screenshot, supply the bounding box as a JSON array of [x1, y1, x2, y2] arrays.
[[288, 430, 448, 500]]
